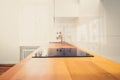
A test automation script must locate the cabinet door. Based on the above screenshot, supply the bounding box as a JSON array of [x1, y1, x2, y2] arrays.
[[79, 0, 100, 17], [55, 0, 79, 17]]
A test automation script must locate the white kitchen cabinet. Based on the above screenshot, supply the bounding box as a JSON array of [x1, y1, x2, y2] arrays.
[[79, 0, 100, 17], [18, 0, 52, 44], [55, 0, 79, 17]]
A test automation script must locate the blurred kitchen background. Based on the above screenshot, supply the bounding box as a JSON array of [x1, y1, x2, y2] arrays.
[[0, 0, 120, 63]]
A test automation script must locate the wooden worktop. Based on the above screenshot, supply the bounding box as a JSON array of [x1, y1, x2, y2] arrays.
[[0, 43, 120, 80]]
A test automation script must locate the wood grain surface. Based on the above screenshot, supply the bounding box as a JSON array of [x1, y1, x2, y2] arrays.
[[0, 43, 120, 80]]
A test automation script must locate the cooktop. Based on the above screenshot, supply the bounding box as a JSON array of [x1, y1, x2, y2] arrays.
[[32, 48, 94, 58]]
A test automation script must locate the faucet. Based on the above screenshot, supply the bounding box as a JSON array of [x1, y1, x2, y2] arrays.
[[56, 32, 63, 44]]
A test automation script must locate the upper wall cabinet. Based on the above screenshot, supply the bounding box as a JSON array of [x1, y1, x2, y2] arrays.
[[79, 0, 100, 17], [55, 0, 79, 17]]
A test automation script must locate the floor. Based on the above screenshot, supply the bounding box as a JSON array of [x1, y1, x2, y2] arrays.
[[0, 64, 14, 75]]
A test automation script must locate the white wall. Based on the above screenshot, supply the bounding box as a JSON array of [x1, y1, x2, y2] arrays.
[[0, 0, 20, 64], [99, 0, 120, 63], [72, 0, 120, 63]]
